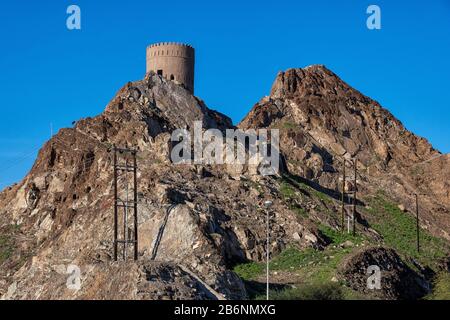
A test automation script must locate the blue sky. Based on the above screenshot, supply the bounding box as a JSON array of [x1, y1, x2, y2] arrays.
[[0, 0, 449, 188]]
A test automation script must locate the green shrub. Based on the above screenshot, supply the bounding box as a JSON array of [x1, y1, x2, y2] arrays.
[[366, 192, 449, 266], [233, 262, 265, 280], [282, 122, 297, 129], [270, 247, 317, 270], [266, 282, 344, 300], [280, 181, 296, 199], [0, 234, 14, 264], [318, 224, 362, 245], [426, 273, 450, 300], [0, 224, 21, 265]]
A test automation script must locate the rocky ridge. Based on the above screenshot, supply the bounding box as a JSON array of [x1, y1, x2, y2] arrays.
[[0, 66, 449, 300]]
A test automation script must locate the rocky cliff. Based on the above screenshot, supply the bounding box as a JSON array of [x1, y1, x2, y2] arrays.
[[0, 67, 449, 300], [240, 65, 450, 240]]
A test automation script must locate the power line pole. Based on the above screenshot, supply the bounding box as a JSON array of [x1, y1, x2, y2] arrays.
[[266, 208, 269, 300], [264, 200, 273, 300], [113, 147, 118, 261], [133, 152, 138, 260], [353, 159, 357, 236], [341, 160, 346, 233], [112, 146, 139, 261], [341, 159, 358, 235], [415, 193, 420, 254]]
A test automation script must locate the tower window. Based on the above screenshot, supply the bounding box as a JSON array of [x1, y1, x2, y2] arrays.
[[170, 74, 175, 80]]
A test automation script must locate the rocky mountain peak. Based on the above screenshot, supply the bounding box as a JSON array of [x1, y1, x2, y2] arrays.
[[241, 65, 438, 169], [240, 65, 449, 240], [0, 66, 448, 301], [270, 65, 357, 100], [103, 72, 232, 135]]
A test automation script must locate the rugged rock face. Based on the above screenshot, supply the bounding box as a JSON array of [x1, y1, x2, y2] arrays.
[[239, 65, 450, 240], [0, 72, 319, 300], [339, 246, 430, 300], [0, 66, 448, 300], [242, 66, 437, 167], [3, 261, 225, 300]]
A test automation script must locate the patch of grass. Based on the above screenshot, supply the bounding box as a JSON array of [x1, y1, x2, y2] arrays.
[[282, 122, 297, 130], [313, 190, 332, 204], [233, 262, 265, 281], [282, 174, 333, 205], [279, 181, 308, 218], [298, 183, 333, 204], [318, 224, 363, 245], [234, 245, 363, 300], [292, 206, 308, 218], [270, 247, 318, 271], [0, 224, 20, 265], [365, 191, 449, 266], [280, 174, 334, 217], [426, 273, 450, 300], [280, 181, 296, 199], [0, 234, 14, 264], [234, 248, 317, 280], [261, 282, 345, 300], [341, 286, 371, 300], [234, 246, 352, 282]]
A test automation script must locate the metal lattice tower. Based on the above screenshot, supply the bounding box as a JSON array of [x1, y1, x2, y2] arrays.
[[341, 159, 357, 235], [290, 129, 363, 235], [113, 146, 138, 261]]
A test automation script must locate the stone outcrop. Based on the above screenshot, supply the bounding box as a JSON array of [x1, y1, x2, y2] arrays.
[[239, 65, 450, 240], [339, 246, 430, 300], [0, 66, 448, 300], [0, 72, 316, 299]]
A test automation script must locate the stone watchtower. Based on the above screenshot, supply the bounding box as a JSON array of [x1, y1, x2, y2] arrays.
[[146, 42, 195, 94]]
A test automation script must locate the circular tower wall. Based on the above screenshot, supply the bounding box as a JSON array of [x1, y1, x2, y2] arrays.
[[146, 42, 195, 94]]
